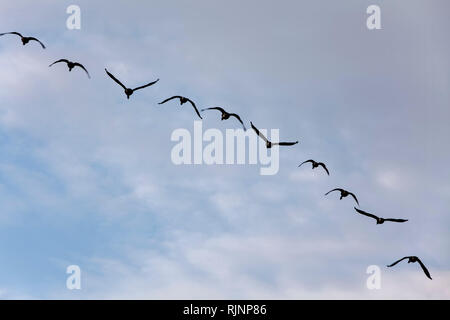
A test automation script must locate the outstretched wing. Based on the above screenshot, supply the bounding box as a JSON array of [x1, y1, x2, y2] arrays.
[[186, 98, 202, 119], [73, 63, 91, 78], [0, 31, 23, 37], [416, 258, 432, 280], [133, 78, 159, 91], [387, 257, 409, 267], [158, 96, 182, 104], [354, 207, 378, 221], [384, 218, 408, 223], [298, 160, 314, 167], [274, 141, 299, 146], [105, 68, 127, 90], [318, 162, 330, 175], [28, 37, 46, 49], [49, 59, 69, 67], [229, 113, 246, 130], [348, 192, 360, 206], [201, 107, 226, 113], [324, 188, 343, 196], [250, 122, 269, 143]]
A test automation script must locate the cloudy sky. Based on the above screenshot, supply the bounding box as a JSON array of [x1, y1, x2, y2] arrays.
[[0, 0, 449, 299]]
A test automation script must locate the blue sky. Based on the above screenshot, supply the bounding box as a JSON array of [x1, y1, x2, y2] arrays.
[[0, 0, 449, 299]]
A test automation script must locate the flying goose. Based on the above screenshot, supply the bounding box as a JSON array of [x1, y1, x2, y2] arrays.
[[105, 68, 159, 99], [250, 122, 298, 149], [325, 188, 359, 206], [298, 159, 329, 175], [201, 107, 246, 130], [0, 32, 45, 49], [354, 207, 408, 224], [49, 59, 90, 78], [387, 256, 432, 280], [158, 96, 202, 119]]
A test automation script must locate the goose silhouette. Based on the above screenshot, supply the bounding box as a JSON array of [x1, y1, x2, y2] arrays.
[[159, 96, 202, 119], [298, 159, 329, 175], [325, 188, 359, 206], [354, 207, 408, 225], [105, 68, 159, 99], [49, 59, 90, 78], [387, 256, 432, 280], [250, 122, 298, 148], [201, 107, 246, 130], [0, 32, 45, 49]]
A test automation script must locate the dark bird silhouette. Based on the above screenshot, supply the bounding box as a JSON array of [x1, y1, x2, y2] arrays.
[[354, 207, 408, 225], [298, 159, 329, 175], [201, 107, 246, 130], [325, 188, 359, 206], [0, 32, 45, 49], [250, 122, 298, 148], [105, 68, 159, 99], [387, 256, 432, 280], [49, 59, 90, 78], [158, 96, 202, 119]]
